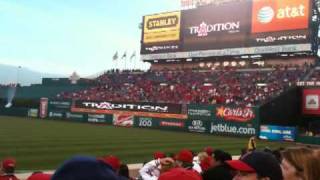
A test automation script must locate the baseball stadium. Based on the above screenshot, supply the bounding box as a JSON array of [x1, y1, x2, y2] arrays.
[[0, 0, 320, 179]]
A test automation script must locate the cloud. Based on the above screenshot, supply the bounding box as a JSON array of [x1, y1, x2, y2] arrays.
[[0, 0, 178, 77]]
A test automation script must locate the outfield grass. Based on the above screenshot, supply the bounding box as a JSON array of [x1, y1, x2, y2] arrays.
[[0, 116, 294, 170]]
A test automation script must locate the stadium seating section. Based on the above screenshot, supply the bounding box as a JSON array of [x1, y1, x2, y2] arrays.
[[56, 65, 312, 106]]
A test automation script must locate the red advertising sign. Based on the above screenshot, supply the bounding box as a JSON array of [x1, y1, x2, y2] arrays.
[[160, 121, 184, 127], [302, 89, 320, 115], [216, 106, 255, 122], [251, 0, 310, 33], [113, 114, 134, 127], [39, 98, 48, 118]]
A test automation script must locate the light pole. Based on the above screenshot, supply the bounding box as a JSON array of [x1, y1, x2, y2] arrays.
[[16, 66, 21, 86]]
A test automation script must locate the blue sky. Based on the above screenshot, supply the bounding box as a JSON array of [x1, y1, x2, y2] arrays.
[[0, 0, 180, 76]]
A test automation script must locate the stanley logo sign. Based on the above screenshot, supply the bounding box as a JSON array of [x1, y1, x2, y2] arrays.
[[143, 11, 181, 43], [147, 15, 179, 30]]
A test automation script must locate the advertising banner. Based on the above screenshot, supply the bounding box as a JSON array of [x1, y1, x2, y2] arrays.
[[48, 100, 72, 110], [73, 100, 182, 114], [28, 109, 38, 118], [259, 125, 297, 141], [302, 89, 320, 115], [182, 1, 251, 50], [134, 116, 156, 128], [159, 119, 186, 131], [251, 0, 309, 33], [65, 112, 86, 122], [140, 0, 312, 59], [159, 120, 184, 128], [210, 106, 259, 136], [72, 100, 187, 119], [87, 114, 108, 123], [134, 116, 186, 131], [143, 11, 181, 43], [141, 11, 182, 54], [187, 104, 213, 120], [39, 98, 48, 118], [48, 111, 65, 119], [113, 114, 134, 127], [185, 119, 210, 133], [249, 29, 310, 47]]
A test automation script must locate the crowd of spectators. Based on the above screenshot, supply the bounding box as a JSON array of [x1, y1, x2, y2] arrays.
[[1, 145, 320, 180], [306, 69, 320, 81], [0, 84, 18, 88], [57, 65, 309, 106]]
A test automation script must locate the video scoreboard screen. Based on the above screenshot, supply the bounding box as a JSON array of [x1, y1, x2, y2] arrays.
[[141, 0, 312, 60]]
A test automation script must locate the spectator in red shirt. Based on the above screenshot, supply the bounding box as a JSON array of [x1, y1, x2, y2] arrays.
[[0, 158, 19, 180]]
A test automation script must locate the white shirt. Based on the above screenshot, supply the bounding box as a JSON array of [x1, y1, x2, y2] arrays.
[[139, 159, 161, 180]]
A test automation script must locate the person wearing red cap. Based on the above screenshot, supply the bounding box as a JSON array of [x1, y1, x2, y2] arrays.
[[203, 147, 213, 156], [175, 149, 201, 174], [100, 156, 121, 173], [153, 152, 166, 160], [0, 158, 19, 180], [199, 156, 214, 172], [99, 155, 130, 180]]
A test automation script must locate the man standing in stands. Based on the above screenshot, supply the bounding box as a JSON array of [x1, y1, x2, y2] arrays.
[[0, 158, 20, 180], [247, 136, 256, 151]]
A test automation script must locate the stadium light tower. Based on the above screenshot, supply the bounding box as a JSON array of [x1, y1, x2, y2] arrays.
[[16, 66, 21, 86]]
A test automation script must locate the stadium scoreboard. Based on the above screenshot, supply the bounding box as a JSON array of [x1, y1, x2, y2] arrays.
[[141, 0, 313, 61]]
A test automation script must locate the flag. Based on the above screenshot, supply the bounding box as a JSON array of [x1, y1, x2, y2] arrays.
[[130, 51, 136, 60], [112, 51, 118, 61], [121, 51, 127, 60]]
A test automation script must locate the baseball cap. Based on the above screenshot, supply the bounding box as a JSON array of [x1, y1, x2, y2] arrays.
[[200, 156, 214, 171], [52, 156, 119, 180], [99, 155, 121, 172], [1, 158, 16, 169], [154, 151, 166, 159], [204, 147, 214, 156], [176, 149, 193, 163], [27, 173, 52, 180], [212, 150, 232, 162], [226, 151, 283, 180], [159, 168, 201, 180]]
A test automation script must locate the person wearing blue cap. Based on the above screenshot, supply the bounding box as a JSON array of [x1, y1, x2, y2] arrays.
[[51, 156, 119, 180]]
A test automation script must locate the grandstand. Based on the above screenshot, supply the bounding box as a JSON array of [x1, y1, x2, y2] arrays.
[[0, 0, 318, 143], [1, 0, 320, 179]]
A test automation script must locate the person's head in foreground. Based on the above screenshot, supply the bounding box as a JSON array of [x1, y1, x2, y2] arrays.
[[175, 149, 194, 169], [1, 158, 16, 175], [226, 151, 283, 180], [27, 172, 52, 180], [51, 156, 119, 180], [159, 167, 202, 180], [281, 147, 320, 180]]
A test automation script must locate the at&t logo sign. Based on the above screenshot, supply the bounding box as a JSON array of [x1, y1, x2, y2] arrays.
[[257, 4, 305, 24], [257, 6, 274, 24]]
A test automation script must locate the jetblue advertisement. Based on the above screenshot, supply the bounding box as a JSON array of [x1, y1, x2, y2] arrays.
[[259, 125, 296, 142]]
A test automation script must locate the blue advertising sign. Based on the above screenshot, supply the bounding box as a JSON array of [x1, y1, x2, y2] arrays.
[[259, 125, 296, 142]]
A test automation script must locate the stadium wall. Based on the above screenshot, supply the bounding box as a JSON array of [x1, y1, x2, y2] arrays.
[[259, 87, 302, 126], [1, 97, 319, 144]]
